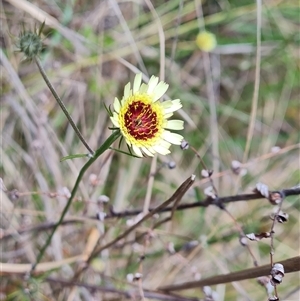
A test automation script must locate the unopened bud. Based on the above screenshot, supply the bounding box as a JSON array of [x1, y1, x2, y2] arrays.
[[196, 31, 217, 52], [16, 24, 45, 60], [180, 140, 189, 150]]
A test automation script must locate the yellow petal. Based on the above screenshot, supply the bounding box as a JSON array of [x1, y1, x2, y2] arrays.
[[141, 147, 154, 157], [162, 131, 183, 145], [133, 73, 142, 93], [132, 145, 143, 157], [153, 82, 169, 101], [165, 120, 184, 130], [147, 76, 159, 94], [113, 97, 121, 113], [152, 145, 170, 155], [110, 114, 120, 127], [124, 82, 131, 98]]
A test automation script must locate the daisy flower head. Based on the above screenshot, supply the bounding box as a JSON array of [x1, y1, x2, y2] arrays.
[[110, 74, 184, 157]]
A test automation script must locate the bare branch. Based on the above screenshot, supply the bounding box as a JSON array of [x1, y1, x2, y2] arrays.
[[1, 187, 298, 240], [44, 277, 200, 301], [159, 256, 300, 291]]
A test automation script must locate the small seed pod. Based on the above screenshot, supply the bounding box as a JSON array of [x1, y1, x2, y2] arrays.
[[134, 273, 142, 281], [126, 273, 134, 282], [166, 241, 175, 254], [276, 211, 289, 223], [239, 235, 248, 246], [271, 146, 281, 153], [269, 192, 283, 205], [89, 173, 98, 186], [231, 160, 241, 175], [8, 189, 20, 200], [167, 161, 176, 169], [180, 140, 189, 150], [271, 210, 289, 223], [97, 195, 110, 203], [201, 169, 214, 178], [245, 232, 271, 241], [231, 160, 247, 176], [61, 187, 71, 198], [203, 286, 212, 296], [204, 186, 216, 199], [271, 263, 285, 276], [201, 169, 209, 178], [207, 170, 214, 177], [270, 274, 283, 286], [268, 296, 279, 301], [203, 285, 219, 301], [181, 240, 199, 252], [96, 211, 106, 221], [255, 182, 269, 198], [270, 263, 285, 286], [257, 276, 274, 295]]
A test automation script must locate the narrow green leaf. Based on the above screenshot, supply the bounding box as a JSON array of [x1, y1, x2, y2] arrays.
[[109, 147, 140, 158], [60, 153, 89, 162]]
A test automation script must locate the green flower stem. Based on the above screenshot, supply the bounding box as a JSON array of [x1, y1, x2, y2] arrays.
[[34, 57, 94, 155], [30, 130, 121, 274]]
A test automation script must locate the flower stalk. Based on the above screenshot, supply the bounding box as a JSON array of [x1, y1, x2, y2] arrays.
[[34, 57, 94, 155], [16, 24, 93, 154]]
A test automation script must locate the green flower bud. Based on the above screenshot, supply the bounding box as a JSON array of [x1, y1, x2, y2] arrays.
[[16, 23, 45, 60], [17, 31, 43, 59]]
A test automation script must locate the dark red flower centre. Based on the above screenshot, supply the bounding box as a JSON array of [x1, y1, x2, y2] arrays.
[[124, 101, 158, 140]]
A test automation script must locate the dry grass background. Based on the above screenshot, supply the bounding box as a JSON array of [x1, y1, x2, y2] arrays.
[[1, 0, 299, 300]]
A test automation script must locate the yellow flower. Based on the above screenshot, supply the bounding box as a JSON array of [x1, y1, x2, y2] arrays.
[[110, 74, 184, 157], [196, 31, 217, 52]]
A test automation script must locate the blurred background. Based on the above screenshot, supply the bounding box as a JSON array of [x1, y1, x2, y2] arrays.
[[1, 0, 299, 300]]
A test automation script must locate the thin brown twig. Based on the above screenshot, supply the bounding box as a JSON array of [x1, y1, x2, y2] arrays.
[[2, 187, 299, 240], [223, 207, 258, 267], [269, 198, 284, 266], [6, 142, 298, 209], [93, 176, 194, 257], [243, 0, 262, 162], [189, 145, 218, 197], [71, 175, 195, 280], [194, 143, 300, 187], [42, 276, 199, 301], [269, 195, 285, 299]]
